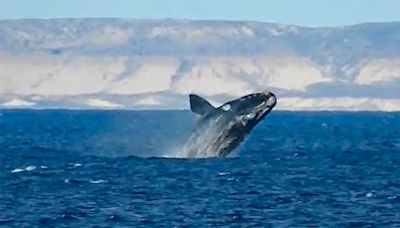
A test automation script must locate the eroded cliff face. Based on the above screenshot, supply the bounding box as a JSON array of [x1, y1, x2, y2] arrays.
[[1, 19, 399, 110]]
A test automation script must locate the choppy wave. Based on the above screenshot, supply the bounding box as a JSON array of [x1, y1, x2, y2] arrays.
[[1, 110, 400, 226]]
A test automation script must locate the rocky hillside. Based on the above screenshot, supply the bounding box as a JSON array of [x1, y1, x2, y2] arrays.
[[0, 19, 399, 110]]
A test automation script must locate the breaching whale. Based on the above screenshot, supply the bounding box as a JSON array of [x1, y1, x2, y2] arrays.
[[181, 92, 277, 158]]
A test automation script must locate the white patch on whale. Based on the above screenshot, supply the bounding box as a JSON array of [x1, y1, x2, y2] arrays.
[[245, 113, 256, 119], [221, 104, 231, 111]]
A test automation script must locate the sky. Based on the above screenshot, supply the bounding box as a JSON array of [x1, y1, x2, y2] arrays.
[[1, 0, 400, 27]]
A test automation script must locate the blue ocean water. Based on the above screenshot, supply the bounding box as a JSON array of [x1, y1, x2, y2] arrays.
[[1, 110, 400, 227]]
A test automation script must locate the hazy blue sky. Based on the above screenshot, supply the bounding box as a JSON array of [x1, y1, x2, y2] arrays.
[[1, 0, 400, 27]]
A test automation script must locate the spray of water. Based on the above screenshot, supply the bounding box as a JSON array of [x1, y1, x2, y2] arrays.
[[164, 115, 236, 158]]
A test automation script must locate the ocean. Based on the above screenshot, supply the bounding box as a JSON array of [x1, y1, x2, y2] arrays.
[[1, 110, 399, 227]]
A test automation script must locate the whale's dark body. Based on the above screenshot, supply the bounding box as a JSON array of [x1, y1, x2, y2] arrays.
[[182, 92, 277, 158]]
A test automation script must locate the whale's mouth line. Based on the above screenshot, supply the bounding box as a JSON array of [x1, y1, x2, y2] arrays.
[[252, 96, 276, 110], [254, 96, 277, 118], [254, 101, 266, 110]]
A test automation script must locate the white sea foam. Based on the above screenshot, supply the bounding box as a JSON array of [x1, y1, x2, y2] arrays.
[[11, 165, 37, 173], [25, 165, 36, 171], [11, 168, 24, 173], [89, 179, 108, 184], [387, 196, 399, 200]]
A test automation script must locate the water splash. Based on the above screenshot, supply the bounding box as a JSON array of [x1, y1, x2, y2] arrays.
[[166, 116, 236, 158]]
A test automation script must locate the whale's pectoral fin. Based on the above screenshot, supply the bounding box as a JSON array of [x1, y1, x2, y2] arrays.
[[189, 94, 215, 115]]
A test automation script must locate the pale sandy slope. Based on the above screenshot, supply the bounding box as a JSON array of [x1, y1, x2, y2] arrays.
[[1, 19, 399, 110]]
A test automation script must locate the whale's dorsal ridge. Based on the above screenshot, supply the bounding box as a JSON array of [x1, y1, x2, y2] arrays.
[[189, 94, 215, 115]]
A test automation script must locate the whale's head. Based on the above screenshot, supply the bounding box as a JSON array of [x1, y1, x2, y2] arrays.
[[187, 92, 277, 158], [219, 92, 277, 127]]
